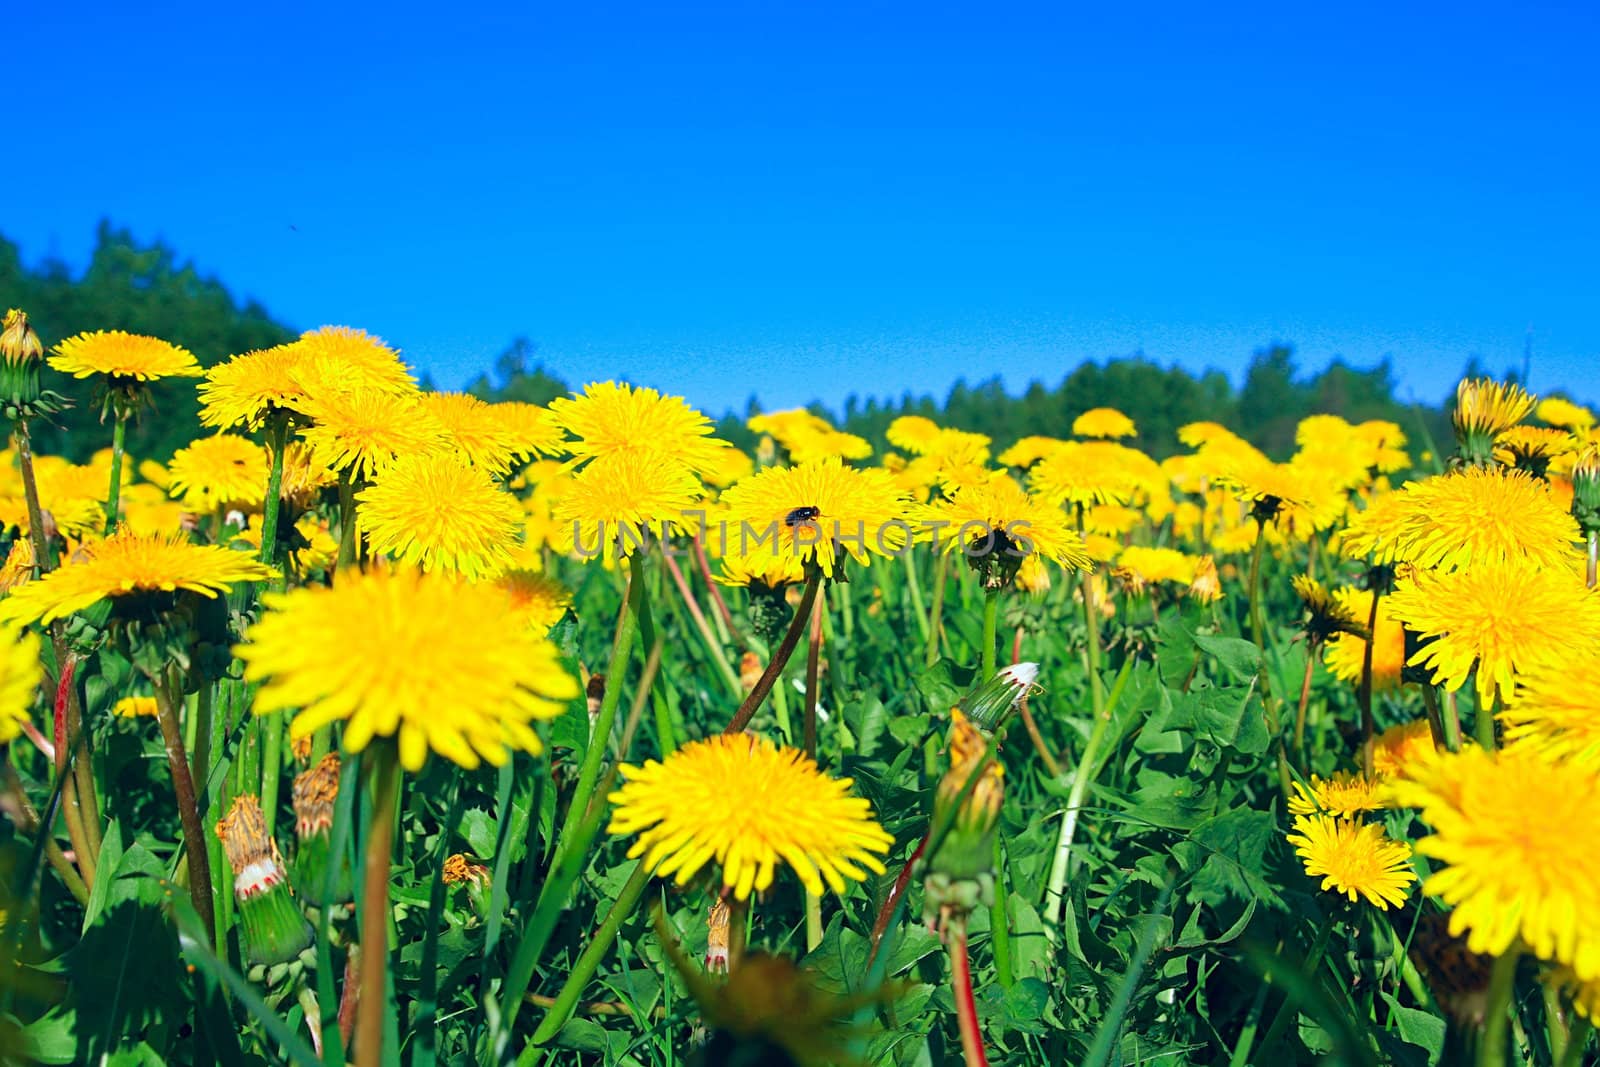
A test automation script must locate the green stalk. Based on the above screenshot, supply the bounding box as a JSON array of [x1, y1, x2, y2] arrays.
[[989, 835, 1012, 989], [258, 414, 290, 568], [1478, 948, 1520, 1067], [723, 571, 821, 734], [355, 741, 401, 1067], [924, 551, 950, 667], [1559, 1016, 1593, 1067], [903, 549, 930, 645], [1357, 580, 1382, 774], [803, 586, 823, 759], [260, 714, 283, 829], [104, 412, 127, 534], [1257, 918, 1335, 1054], [1246, 519, 1291, 799], [335, 471, 358, 573], [1475, 690, 1498, 751], [522, 861, 652, 1052], [153, 667, 215, 942], [550, 551, 643, 866], [980, 587, 999, 680], [661, 550, 740, 698], [1043, 659, 1133, 932]]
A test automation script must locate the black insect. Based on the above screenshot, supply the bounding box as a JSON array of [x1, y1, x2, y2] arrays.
[[784, 505, 821, 527]]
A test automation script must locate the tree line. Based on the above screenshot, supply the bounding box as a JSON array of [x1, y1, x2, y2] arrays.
[[4, 224, 1514, 465]]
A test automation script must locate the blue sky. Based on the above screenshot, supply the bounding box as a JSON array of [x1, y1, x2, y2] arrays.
[[8, 2, 1598, 415]]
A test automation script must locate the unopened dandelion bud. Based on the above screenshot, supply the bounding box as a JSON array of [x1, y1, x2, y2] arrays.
[[1453, 378, 1534, 467], [705, 898, 731, 975], [1571, 447, 1600, 537], [0, 309, 43, 410], [291, 754, 350, 902], [1187, 555, 1222, 604], [215, 795, 312, 966], [921, 709, 1005, 936], [957, 662, 1038, 733]]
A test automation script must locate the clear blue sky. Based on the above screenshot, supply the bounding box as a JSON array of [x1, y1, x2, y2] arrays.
[[8, 1, 1598, 415]]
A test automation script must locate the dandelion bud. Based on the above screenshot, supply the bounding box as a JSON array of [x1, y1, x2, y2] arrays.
[[957, 662, 1038, 733], [215, 795, 312, 966], [0, 308, 43, 411], [705, 898, 731, 975], [1187, 555, 1222, 604], [1571, 446, 1600, 538], [921, 709, 1005, 938], [586, 673, 605, 729], [1453, 378, 1534, 467], [291, 754, 350, 903]]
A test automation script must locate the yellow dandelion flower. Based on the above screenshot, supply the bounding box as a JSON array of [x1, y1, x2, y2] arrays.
[[198, 344, 314, 429], [785, 426, 874, 464], [113, 695, 159, 718], [551, 381, 724, 474], [1323, 588, 1407, 692], [0, 625, 41, 743], [701, 441, 755, 491], [1455, 378, 1535, 441], [1390, 745, 1600, 977], [290, 326, 416, 395], [295, 388, 448, 481], [1217, 456, 1345, 534], [418, 392, 522, 473], [490, 401, 566, 462], [166, 434, 269, 513], [238, 566, 578, 772], [1116, 545, 1197, 586], [1354, 420, 1412, 473], [357, 452, 522, 580], [1287, 771, 1387, 819], [275, 442, 338, 509], [606, 733, 893, 900], [1027, 440, 1144, 507], [718, 455, 910, 577], [49, 330, 201, 382], [1500, 652, 1600, 770], [0, 529, 277, 627], [1371, 720, 1437, 779], [1072, 407, 1137, 439], [1387, 558, 1600, 706], [996, 435, 1066, 469], [496, 570, 572, 634], [1285, 814, 1416, 910], [1346, 467, 1580, 572], [0, 540, 34, 594], [922, 472, 1090, 570], [714, 552, 807, 589], [1537, 396, 1595, 432], [1493, 425, 1573, 474], [555, 449, 703, 561], [1084, 503, 1143, 536], [886, 415, 944, 454]]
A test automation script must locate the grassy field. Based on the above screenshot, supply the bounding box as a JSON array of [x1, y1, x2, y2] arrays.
[[0, 313, 1595, 1066]]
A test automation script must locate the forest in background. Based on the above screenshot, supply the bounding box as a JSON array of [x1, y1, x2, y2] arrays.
[[2, 223, 1521, 464]]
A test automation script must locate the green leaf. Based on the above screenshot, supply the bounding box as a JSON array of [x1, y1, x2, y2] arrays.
[[1192, 633, 1261, 683], [1166, 683, 1268, 754], [458, 807, 497, 859], [1381, 993, 1446, 1066], [1175, 807, 1285, 910]]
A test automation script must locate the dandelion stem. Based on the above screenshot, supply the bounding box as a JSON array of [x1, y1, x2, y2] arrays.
[[980, 587, 999, 680], [690, 532, 737, 644], [104, 412, 126, 534], [1589, 531, 1598, 590], [950, 928, 989, 1067], [924, 551, 949, 667], [258, 413, 289, 569], [1478, 947, 1520, 1067], [1016, 688, 1061, 778], [1357, 583, 1382, 775], [1293, 643, 1315, 763], [1, 761, 89, 905], [1246, 518, 1291, 799], [903, 549, 930, 645], [355, 740, 400, 1067], [556, 551, 644, 860], [1559, 1016, 1593, 1067], [723, 571, 821, 734], [661, 549, 740, 698], [989, 836, 1012, 989], [336, 471, 358, 573], [154, 667, 215, 942], [524, 860, 652, 1051], [1420, 684, 1448, 749], [803, 584, 824, 759]]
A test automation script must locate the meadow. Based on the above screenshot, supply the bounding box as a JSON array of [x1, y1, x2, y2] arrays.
[[0, 310, 1595, 1067]]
